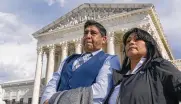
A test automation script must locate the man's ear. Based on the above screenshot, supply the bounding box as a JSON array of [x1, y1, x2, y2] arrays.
[[102, 36, 107, 44]]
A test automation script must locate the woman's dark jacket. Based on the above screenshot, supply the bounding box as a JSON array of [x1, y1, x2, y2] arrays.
[[104, 58, 181, 104]]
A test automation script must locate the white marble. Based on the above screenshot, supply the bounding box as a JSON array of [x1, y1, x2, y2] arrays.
[[107, 32, 115, 55], [32, 47, 43, 104], [75, 39, 82, 54], [61, 42, 68, 62], [45, 45, 55, 84]]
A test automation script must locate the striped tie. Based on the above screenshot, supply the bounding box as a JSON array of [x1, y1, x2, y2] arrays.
[[72, 53, 92, 71]]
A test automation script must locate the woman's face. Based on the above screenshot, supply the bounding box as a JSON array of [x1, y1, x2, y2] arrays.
[[125, 33, 147, 60]]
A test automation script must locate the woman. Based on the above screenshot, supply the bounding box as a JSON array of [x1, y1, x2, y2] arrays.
[[105, 28, 181, 104]]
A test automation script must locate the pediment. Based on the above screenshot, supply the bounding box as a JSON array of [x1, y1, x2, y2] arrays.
[[32, 3, 153, 36]]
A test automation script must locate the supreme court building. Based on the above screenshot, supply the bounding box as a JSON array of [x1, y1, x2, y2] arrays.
[[0, 3, 181, 104]]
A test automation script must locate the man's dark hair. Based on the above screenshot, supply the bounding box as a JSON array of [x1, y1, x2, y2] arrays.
[[84, 20, 107, 36], [121, 27, 163, 73]]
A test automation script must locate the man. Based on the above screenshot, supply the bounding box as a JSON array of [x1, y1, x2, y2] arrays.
[[41, 20, 120, 104]]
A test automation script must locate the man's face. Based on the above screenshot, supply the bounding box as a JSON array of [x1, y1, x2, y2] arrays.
[[83, 25, 106, 52]]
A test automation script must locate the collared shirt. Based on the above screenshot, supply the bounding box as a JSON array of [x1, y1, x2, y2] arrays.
[[41, 49, 121, 104], [109, 58, 146, 104], [72, 50, 100, 71]]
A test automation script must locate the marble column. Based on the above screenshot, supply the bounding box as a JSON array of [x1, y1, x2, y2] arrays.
[[0, 86, 5, 104], [16, 90, 20, 103], [61, 42, 68, 62], [58, 53, 61, 67], [75, 39, 82, 54], [9, 92, 12, 104], [44, 51, 49, 85], [32, 47, 43, 104], [107, 32, 115, 55], [0, 86, 3, 100], [45, 44, 55, 84], [54, 54, 59, 72]]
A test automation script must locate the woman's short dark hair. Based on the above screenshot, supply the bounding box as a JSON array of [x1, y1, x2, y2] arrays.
[[84, 20, 107, 36], [121, 28, 163, 73]]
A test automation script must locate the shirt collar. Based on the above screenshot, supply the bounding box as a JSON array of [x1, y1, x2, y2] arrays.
[[82, 49, 102, 56], [126, 57, 146, 75], [91, 49, 102, 56]]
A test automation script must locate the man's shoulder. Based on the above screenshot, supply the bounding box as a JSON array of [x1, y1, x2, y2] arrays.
[[104, 54, 121, 70], [105, 54, 119, 60]]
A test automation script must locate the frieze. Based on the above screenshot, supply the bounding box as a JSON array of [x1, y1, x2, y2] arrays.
[[32, 3, 153, 37]]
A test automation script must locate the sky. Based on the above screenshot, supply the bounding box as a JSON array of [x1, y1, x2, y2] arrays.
[[0, 0, 181, 83]]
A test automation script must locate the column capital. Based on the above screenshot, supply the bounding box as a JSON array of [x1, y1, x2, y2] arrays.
[[74, 38, 82, 54], [74, 39, 82, 47], [36, 47, 43, 55], [107, 31, 115, 37], [73, 38, 82, 42], [107, 31, 115, 42], [60, 41, 67, 45], [72, 37, 81, 42], [61, 42, 68, 50], [47, 44, 55, 50]]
